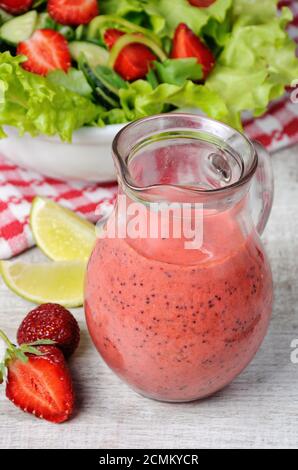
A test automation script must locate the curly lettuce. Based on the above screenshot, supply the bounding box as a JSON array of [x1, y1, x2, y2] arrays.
[[0, 0, 297, 139], [206, 2, 298, 128], [149, 0, 232, 37], [98, 0, 298, 130], [101, 0, 232, 37], [118, 79, 228, 121], [0, 52, 102, 141]]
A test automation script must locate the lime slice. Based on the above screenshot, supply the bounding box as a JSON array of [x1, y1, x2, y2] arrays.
[[30, 197, 96, 261], [0, 260, 86, 307]]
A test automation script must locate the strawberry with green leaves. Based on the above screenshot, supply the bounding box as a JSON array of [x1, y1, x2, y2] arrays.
[[0, 330, 75, 423]]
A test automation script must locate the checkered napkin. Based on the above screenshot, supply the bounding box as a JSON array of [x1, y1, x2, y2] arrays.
[[0, 0, 298, 260], [0, 162, 117, 259]]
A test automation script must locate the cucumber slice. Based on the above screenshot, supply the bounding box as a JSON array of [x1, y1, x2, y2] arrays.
[[0, 11, 37, 45], [35, 12, 55, 30], [79, 59, 121, 109], [94, 86, 119, 109], [0, 8, 13, 26], [69, 41, 109, 67]]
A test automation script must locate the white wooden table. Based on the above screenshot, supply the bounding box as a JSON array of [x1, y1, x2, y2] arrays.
[[0, 145, 298, 449]]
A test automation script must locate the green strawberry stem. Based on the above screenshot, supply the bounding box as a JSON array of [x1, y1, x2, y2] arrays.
[[0, 329, 14, 350], [0, 329, 56, 370], [0, 328, 57, 384], [0, 329, 15, 384]]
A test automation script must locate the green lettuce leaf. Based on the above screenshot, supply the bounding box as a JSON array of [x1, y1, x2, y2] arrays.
[[232, 0, 279, 22], [99, 108, 128, 125], [146, 68, 159, 88], [0, 52, 102, 141], [207, 1, 298, 128], [101, 0, 144, 17], [154, 58, 203, 85], [101, 0, 232, 37], [201, 11, 232, 49], [1, 0, 297, 140], [119, 79, 228, 121], [100, 0, 166, 35], [150, 0, 232, 36]]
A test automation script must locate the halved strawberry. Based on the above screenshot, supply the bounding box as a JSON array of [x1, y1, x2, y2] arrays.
[[171, 23, 215, 79], [188, 0, 216, 7], [0, 0, 32, 14], [6, 346, 74, 423], [48, 0, 99, 26], [0, 330, 74, 423], [17, 29, 71, 76], [103, 28, 157, 81]]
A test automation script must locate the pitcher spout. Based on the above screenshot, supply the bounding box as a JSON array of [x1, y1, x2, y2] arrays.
[[112, 113, 258, 208]]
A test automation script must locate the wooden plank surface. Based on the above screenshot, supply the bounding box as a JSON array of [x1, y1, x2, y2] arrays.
[[0, 145, 298, 449]]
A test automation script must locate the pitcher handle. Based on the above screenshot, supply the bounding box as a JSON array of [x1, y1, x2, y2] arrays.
[[250, 141, 274, 235]]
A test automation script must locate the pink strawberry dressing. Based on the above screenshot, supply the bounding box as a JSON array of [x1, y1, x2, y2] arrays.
[[85, 209, 273, 401]]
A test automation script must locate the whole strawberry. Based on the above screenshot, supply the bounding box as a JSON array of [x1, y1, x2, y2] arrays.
[[17, 303, 80, 358], [0, 331, 74, 423]]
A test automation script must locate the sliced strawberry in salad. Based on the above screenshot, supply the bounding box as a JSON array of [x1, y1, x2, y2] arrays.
[[104, 28, 125, 49], [0, 0, 32, 14], [48, 0, 99, 26], [171, 23, 215, 79], [188, 0, 217, 7], [104, 28, 157, 81], [17, 29, 71, 76]]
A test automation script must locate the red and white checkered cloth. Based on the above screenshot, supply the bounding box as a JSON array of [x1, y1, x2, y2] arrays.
[[0, 162, 117, 259], [0, 0, 298, 260]]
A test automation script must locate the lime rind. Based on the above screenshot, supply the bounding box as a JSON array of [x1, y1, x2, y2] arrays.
[[30, 196, 96, 262], [0, 260, 86, 308]]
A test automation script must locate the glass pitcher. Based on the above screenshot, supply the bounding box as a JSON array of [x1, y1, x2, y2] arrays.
[[85, 114, 274, 402]]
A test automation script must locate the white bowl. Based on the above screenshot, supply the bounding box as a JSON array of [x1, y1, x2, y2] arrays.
[[0, 106, 247, 183], [0, 107, 211, 182], [0, 124, 125, 182], [0, 107, 207, 182]]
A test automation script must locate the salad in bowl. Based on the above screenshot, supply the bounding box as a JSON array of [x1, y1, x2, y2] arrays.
[[0, 0, 297, 181]]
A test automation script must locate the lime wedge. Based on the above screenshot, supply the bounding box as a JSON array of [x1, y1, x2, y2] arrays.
[[30, 197, 96, 261], [0, 260, 86, 307]]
